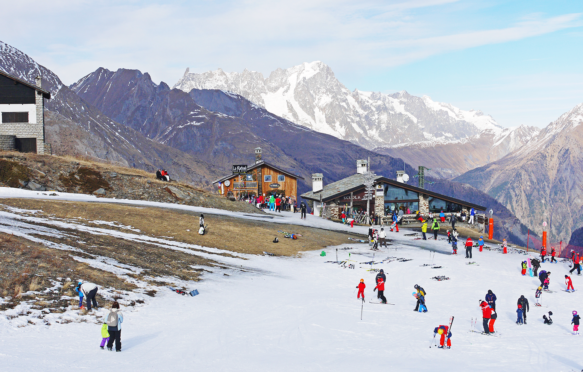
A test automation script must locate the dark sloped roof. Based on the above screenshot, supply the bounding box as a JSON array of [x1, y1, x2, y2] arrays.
[[0, 70, 51, 99], [212, 160, 304, 184], [301, 174, 486, 211]]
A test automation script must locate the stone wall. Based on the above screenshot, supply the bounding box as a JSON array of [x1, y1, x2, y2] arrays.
[[0, 135, 15, 151], [35, 90, 45, 155], [374, 194, 385, 217], [419, 193, 429, 214], [0, 122, 45, 154]]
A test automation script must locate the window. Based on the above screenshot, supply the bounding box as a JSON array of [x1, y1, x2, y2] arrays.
[[277, 175, 285, 182], [385, 202, 418, 215], [383, 184, 418, 201], [264, 175, 272, 182], [245, 174, 253, 181], [2, 112, 28, 123], [427, 198, 463, 213]]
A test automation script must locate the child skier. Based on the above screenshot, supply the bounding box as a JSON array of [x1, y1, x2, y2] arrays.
[[543, 311, 553, 325], [516, 304, 524, 325], [544, 278, 550, 291], [414, 284, 427, 312], [521, 261, 527, 276], [541, 246, 547, 263], [75, 282, 84, 310], [571, 311, 580, 335], [356, 279, 366, 300], [566, 275, 575, 292], [502, 239, 508, 254], [100, 322, 109, 349], [535, 286, 543, 306], [433, 325, 452, 349], [452, 239, 458, 255], [478, 236, 484, 252], [374, 278, 387, 304]]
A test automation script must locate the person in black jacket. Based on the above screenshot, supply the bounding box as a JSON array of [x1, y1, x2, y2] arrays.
[[531, 258, 541, 276], [485, 290, 497, 310], [517, 295, 529, 324]]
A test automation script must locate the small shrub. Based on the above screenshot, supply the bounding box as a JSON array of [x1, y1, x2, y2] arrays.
[[0, 159, 30, 187]]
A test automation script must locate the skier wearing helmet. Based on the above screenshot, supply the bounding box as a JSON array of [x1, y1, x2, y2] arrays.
[[571, 311, 580, 335], [375, 269, 386, 299], [356, 279, 366, 300]]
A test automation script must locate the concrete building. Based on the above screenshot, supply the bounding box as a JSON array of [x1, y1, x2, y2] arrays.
[[0, 71, 51, 154]]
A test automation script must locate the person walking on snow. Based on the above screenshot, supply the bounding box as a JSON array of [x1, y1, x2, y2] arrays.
[[465, 237, 473, 259], [479, 301, 494, 334], [541, 246, 547, 263], [300, 202, 307, 219], [485, 290, 497, 310], [439, 210, 445, 223], [451, 213, 457, 230], [570, 253, 581, 275], [414, 284, 427, 312], [478, 236, 484, 252], [517, 295, 529, 324], [79, 281, 99, 310], [421, 220, 428, 240], [432, 218, 440, 240], [521, 261, 528, 276], [572, 311, 580, 335], [551, 247, 557, 263], [565, 275, 575, 292], [356, 279, 366, 300], [516, 304, 524, 325], [434, 325, 452, 349], [531, 258, 541, 276], [100, 322, 109, 349], [106, 301, 123, 352], [535, 286, 543, 306], [374, 278, 387, 304]]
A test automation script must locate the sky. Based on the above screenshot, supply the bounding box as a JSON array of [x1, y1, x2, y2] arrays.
[[1, 0, 582, 128]]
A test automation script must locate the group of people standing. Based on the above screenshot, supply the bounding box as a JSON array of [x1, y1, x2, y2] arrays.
[[252, 194, 297, 212]]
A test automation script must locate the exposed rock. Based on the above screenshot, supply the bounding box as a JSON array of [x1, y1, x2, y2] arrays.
[[26, 181, 43, 191], [93, 188, 106, 196]]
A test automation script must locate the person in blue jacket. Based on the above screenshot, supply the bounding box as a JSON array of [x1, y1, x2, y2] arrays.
[[75, 282, 84, 309], [469, 208, 476, 224], [485, 289, 497, 310]]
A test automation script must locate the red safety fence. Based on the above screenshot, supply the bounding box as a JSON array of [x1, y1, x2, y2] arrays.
[[524, 232, 581, 258]]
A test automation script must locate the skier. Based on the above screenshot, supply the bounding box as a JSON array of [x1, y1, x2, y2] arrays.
[[433, 325, 452, 349], [485, 290, 497, 310], [356, 279, 366, 300], [521, 261, 527, 276], [517, 295, 530, 324], [479, 301, 494, 334], [478, 236, 484, 252], [539, 270, 550, 286], [439, 210, 445, 223], [571, 250, 577, 265], [543, 277, 550, 290], [469, 207, 475, 224], [502, 239, 508, 254], [106, 301, 123, 352], [550, 247, 557, 263], [535, 286, 543, 306], [432, 218, 440, 240], [79, 281, 99, 310], [531, 258, 541, 276], [75, 282, 84, 310], [375, 269, 387, 287], [374, 278, 387, 304], [543, 311, 553, 325], [465, 237, 473, 259], [100, 322, 109, 349], [452, 238, 458, 255], [414, 284, 427, 312], [300, 202, 307, 219], [570, 253, 581, 275], [565, 275, 575, 292], [571, 311, 580, 335], [516, 304, 524, 325], [541, 246, 547, 263]]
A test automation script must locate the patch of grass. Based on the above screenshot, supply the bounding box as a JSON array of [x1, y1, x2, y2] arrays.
[[59, 166, 110, 193], [0, 159, 30, 187]]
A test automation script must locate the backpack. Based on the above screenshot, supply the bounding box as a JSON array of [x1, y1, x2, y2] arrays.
[[199, 227, 205, 235], [273, 237, 279, 243], [107, 311, 118, 327]]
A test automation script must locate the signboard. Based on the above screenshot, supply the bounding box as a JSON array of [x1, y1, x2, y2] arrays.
[[375, 184, 384, 197], [269, 183, 281, 188], [232, 164, 248, 174]]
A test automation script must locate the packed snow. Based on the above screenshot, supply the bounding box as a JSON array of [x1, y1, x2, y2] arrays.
[[1, 189, 582, 371]]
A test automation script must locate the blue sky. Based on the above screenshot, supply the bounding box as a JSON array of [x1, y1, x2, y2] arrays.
[[1, 0, 582, 128]]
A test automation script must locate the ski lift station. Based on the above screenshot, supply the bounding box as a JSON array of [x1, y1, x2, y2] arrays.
[[301, 159, 486, 223]]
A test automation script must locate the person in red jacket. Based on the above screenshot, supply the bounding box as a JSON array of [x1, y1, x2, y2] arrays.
[[465, 237, 473, 259], [480, 301, 495, 334], [550, 247, 557, 263], [503, 239, 508, 254], [434, 325, 452, 349], [275, 197, 282, 212], [541, 247, 547, 263], [570, 254, 581, 275], [565, 275, 575, 292], [356, 279, 366, 300], [374, 278, 387, 304]]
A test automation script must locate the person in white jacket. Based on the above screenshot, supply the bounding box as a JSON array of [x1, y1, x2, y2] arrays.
[[79, 281, 99, 310], [106, 301, 124, 352], [378, 227, 387, 247]]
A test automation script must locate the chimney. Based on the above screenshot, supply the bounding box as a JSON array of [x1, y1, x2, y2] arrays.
[[312, 173, 323, 192], [35, 75, 42, 88], [396, 170, 405, 183], [357, 159, 368, 174], [255, 147, 262, 164]]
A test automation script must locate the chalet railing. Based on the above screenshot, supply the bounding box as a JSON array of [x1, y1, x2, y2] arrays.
[[234, 181, 257, 189]]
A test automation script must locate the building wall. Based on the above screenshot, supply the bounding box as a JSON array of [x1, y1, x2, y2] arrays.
[[0, 135, 15, 150], [0, 101, 45, 154], [0, 104, 37, 123], [259, 165, 298, 199]]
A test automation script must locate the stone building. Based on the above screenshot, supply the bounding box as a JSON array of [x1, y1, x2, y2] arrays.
[[301, 160, 486, 221], [0, 70, 51, 154]]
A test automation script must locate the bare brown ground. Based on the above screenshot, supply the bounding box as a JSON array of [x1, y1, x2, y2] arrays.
[[1, 199, 359, 256]]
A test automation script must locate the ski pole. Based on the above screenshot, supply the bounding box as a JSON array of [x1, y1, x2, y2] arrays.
[[361, 298, 364, 320]]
